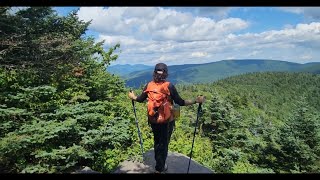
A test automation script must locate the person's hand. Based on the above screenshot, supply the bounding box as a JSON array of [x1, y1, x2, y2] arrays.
[[128, 91, 136, 100], [195, 95, 206, 104]]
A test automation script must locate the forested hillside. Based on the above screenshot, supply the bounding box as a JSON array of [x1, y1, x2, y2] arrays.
[[170, 72, 320, 173], [107, 64, 152, 77], [0, 7, 137, 173], [1, 7, 319, 174], [124, 60, 320, 88]]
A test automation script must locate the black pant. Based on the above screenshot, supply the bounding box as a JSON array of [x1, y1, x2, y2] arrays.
[[150, 120, 175, 172]]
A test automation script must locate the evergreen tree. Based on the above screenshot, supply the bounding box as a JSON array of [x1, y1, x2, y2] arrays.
[[0, 7, 131, 173], [277, 97, 320, 172]]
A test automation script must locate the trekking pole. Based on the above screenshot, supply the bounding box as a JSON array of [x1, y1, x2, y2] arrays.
[[130, 89, 144, 161], [187, 102, 202, 174]]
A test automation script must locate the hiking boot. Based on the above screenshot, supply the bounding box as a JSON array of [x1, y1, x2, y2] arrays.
[[154, 164, 168, 174], [163, 164, 168, 172]]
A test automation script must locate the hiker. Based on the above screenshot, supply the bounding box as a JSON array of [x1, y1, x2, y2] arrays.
[[128, 63, 205, 173]]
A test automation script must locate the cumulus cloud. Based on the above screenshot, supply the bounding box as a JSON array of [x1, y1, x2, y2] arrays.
[[76, 7, 320, 65], [134, 22, 319, 64], [97, 35, 148, 47], [77, 7, 136, 35], [222, 22, 320, 51], [77, 7, 248, 42], [152, 17, 248, 41]]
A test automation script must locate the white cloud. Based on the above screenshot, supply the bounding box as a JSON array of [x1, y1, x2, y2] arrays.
[[301, 54, 312, 60], [279, 7, 320, 20], [77, 7, 134, 35], [152, 17, 248, 41], [227, 22, 320, 50], [191, 52, 208, 58], [155, 55, 177, 62], [77, 7, 248, 42], [112, 21, 320, 64], [98, 35, 148, 47], [171, 7, 235, 19], [76, 7, 320, 65], [122, 7, 159, 19], [248, 51, 261, 57]]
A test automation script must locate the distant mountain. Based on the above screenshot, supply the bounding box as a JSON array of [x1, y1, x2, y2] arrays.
[[124, 59, 320, 88], [299, 62, 320, 74], [107, 64, 152, 77]]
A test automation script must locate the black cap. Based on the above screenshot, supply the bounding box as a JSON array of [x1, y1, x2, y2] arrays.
[[154, 63, 168, 73]]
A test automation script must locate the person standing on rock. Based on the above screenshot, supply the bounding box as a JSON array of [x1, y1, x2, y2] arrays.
[[128, 62, 205, 173]]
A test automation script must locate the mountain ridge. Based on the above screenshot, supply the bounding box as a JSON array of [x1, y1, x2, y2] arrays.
[[107, 59, 320, 88]]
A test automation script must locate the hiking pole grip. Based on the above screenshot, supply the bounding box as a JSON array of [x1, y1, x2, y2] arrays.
[[198, 102, 202, 113]]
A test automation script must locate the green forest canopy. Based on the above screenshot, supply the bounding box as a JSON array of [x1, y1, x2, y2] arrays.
[[0, 7, 319, 173]]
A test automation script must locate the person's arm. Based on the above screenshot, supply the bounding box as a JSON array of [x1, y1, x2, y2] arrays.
[[129, 91, 147, 102], [169, 83, 205, 106], [184, 99, 197, 106], [128, 84, 148, 103], [169, 83, 186, 106]]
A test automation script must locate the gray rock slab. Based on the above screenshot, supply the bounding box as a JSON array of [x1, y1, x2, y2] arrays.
[[113, 160, 154, 173], [72, 166, 101, 174], [113, 149, 214, 174]]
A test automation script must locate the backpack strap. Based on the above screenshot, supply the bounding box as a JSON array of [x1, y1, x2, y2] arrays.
[[144, 81, 170, 96]]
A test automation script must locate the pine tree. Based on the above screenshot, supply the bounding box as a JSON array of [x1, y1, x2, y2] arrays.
[[0, 7, 131, 173], [278, 97, 320, 172]]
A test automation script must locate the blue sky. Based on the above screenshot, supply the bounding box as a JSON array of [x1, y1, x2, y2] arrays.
[[53, 7, 320, 66]]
